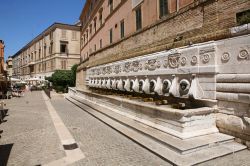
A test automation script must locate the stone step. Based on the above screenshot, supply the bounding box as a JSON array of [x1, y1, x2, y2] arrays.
[[70, 95, 235, 154], [66, 95, 246, 165]]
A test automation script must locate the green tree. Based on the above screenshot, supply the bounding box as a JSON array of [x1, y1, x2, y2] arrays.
[[51, 70, 73, 87], [71, 64, 78, 86]]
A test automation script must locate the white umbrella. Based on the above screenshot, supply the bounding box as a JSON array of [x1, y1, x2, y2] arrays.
[[26, 78, 44, 81], [10, 78, 21, 82]]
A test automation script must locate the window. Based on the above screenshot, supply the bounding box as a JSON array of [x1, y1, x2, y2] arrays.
[[60, 42, 68, 54], [135, 6, 142, 30], [236, 9, 250, 25], [120, 20, 125, 38], [39, 49, 41, 60], [86, 30, 89, 42], [44, 46, 46, 57], [99, 12, 103, 26], [61, 60, 66, 70], [49, 43, 53, 54], [49, 32, 53, 40], [94, 19, 97, 33], [72, 31, 77, 40], [109, 0, 113, 13], [51, 60, 53, 70], [94, 44, 96, 51], [89, 24, 92, 36], [61, 30, 67, 39], [159, 0, 168, 18], [100, 39, 102, 48], [109, 28, 113, 44]]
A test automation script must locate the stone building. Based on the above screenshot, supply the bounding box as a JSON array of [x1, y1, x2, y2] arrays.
[[12, 23, 81, 81], [0, 40, 8, 93], [71, 0, 250, 164], [0, 40, 5, 78], [6, 56, 13, 78]]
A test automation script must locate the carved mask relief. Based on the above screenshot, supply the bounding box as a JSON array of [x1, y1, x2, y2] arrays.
[[168, 54, 180, 68]]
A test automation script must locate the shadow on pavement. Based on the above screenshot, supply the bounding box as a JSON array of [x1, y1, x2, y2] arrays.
[[0, 143, 13, 166]]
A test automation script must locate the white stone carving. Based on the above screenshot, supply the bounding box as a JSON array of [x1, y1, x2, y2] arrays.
[[101, 79, 106, 89], [162, 79, 171, 94], [124, 78, 131, 92], [180, 57, 187, 66], [142, 78, 150, 94], [123, 62, 130, 73], [106, 78, 111, 89], [191, 56, 198, 65], [111, 79, 117, 89], [188, 74, 204, 99], [139, 79, 144, 93], [163, 59, 168, 68], [200, 46, 215, 54], [114, 65, 121, 74], [179, 79, 190, 92], [201, 54, 210, 64], [145, 59, 158, 71], [168, 55, 180, 68], [98, 79, 102, 88], [117, 79, 124, 91], [131, 61, 140, 72], [169, 75, 180, 97], [132, 78, 140, 93], [154, 77, 163, 95], [238, 50, 249, 60], [150, 80, 156, 94], [221, 52, 230, 63]]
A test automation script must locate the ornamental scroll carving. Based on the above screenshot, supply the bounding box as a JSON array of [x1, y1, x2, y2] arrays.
[[201, 54, 210, 64], [238, 50, 249, 60], [180, 57, 187, 66], [145, 59, 160, 71], [131, 61, 141, 72], [123, 62, 131, 73], [168, 54, 180, 68], [102, 67, 107, 75], [123, 61, 142, 73], [221, 52, 230, 63], [96, 69, 101, 75], [191, 56, 198, 65], [107, 66, 112, 74], [114, 65, 121, 74]]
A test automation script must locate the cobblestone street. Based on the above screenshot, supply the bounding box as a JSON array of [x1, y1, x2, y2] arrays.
[[1, 91, 250, 166], [0, 91, 65, 166]]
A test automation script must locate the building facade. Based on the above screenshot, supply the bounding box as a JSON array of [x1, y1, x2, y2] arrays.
[[12, 23, 81, 80], [74, 0, 250, 151], [0, 40, 5, 77], [6, 56, 13, 78]]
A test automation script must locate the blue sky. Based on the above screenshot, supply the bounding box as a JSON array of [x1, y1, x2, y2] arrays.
[[0, 0, 85, 60]]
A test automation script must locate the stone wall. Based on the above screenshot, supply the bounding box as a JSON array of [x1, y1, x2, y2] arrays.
[[76, 0, 250, 147]]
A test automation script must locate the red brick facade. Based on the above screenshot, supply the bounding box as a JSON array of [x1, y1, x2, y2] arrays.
[[78, 0, 250, 70], [0, 40, 4, 75]]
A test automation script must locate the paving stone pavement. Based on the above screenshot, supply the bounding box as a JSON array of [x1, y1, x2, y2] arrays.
[[50, 93, 170, 166], [0, 91, 65, 166], [1, 91, 250, 166]]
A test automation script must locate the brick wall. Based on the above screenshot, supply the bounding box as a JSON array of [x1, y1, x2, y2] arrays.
[[0, 41, 4, 75], [78, 0, 250, 71]]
